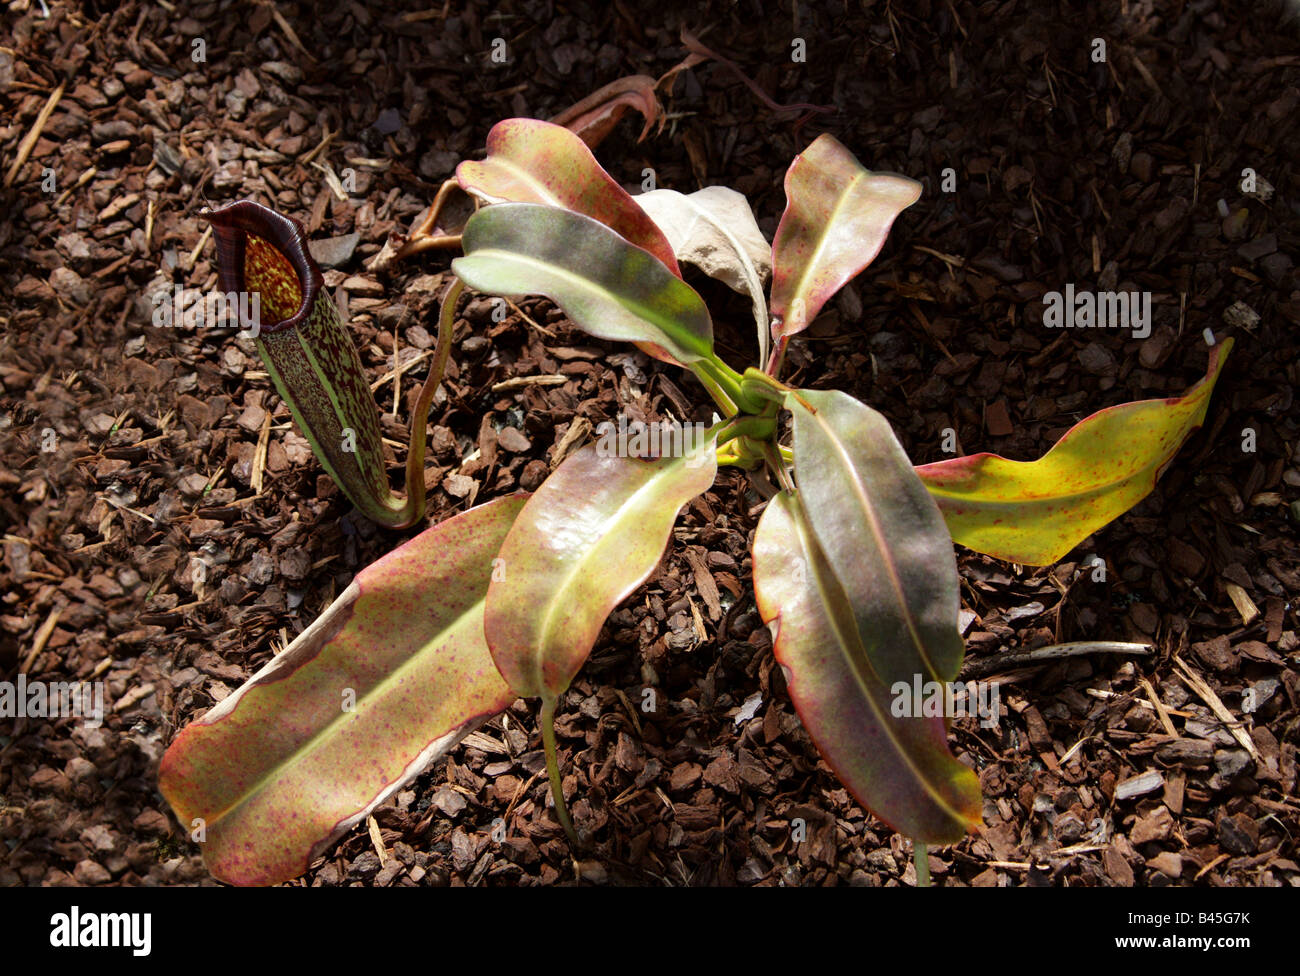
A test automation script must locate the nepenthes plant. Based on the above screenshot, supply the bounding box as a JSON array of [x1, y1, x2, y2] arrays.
[[158, 118, 1231, 885]]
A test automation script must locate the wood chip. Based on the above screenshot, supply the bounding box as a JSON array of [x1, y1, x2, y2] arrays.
[[1172, 655, 1259, 760], [1224, 582, 1259, 625]]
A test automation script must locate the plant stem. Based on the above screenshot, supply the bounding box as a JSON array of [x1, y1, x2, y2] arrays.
[[765, 336, 788, 379], [913, 841, 930, 887], [391, 277, 463, 527], [693, 366, 738, 417], [540, 696, 580, 848], [693, 357, 761, 416], [761, 440, 795, 494]]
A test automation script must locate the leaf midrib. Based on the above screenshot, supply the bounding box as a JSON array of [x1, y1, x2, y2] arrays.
[[784, 495, 973, 830], [799, 398, 946, 682], [463, 247, 710, 361], [201, 597, 488, 830]]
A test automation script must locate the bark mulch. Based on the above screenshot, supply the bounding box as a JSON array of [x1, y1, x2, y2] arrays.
[[1, 0, 1298, 886]]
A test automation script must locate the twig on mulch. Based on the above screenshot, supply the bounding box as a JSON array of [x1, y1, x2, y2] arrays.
[[1172, 655, 1259, 760], [959, 640, 1153, 680], [4, 80, 63, 187]]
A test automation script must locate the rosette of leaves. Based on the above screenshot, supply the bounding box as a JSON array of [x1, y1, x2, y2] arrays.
[[161, 121, 1230, 885]]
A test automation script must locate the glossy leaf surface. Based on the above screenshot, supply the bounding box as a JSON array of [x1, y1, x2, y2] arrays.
[[456, 117, 679, 274], [915, 340, 1233, 565], [158, 496, 526, 885], [769, 135, 920, 342], [485, 437, 717, 701], [789, 389, 963, 685], [454, 203, 715, 364], [753, 491, 981, 842]]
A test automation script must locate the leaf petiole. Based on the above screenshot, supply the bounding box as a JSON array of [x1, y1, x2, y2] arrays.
[[914, 841, 931, 887], [540, 697, 580, 849], [691, 357, 763, 416]]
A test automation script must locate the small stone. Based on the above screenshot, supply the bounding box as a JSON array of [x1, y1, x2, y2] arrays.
[[1213, 748, 1254, 781], [178, 473, 210, 498], [133, 809, 171, 835], [866, 849, 896, 871], [985, 399, 1014, 436], [441, 473, 476, 498], [1077, 342, 1116, 375], [373, 107, 402, 135], [1112, 131, 1133, 174], [341, 275, 384, 297], [496, 426, 532, 452], [348, 850, 381, 879], [431, 786, 467, 817], [1259, 252, 1292, 284], [1053, 813, 1085, 844], [1237, 235, 1277, 262], [1104, 847, 1135, 885], [91, 119, 134, 143], [49, 267, 91, 305], [236, 404, 267, 433], [1221, 208, 1249, 240], [519, 460, 549, 491]]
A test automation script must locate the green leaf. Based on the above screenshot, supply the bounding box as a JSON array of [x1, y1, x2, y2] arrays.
[[456, 117, 680, 275], [635, 186, 772, 366], [769, 135, 920, 343], [915, 340, 1233, 565], [454, 203, 715, 365], [753, 491, 982, 843], [485, 436, 718, 702], [157, 495, 526, 886], [788, 389, 963, 685]]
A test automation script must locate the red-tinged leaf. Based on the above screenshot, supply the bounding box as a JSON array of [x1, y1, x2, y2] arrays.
[[769, 135, 921, 343], [454, 203, 714, 365], [789, 389, 964, 685], [550, 74, 663, 148], [753, 491, 982, 843], [915, 340, 1233, 566], [485, 436, 718, 702], [456, 117, 680, 276], [157, 495, 527, 886]]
